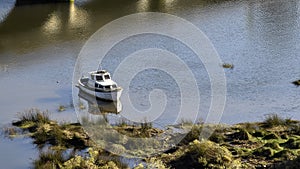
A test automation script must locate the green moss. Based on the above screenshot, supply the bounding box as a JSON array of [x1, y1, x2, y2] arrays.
[[9, 110, 300, 169], [17, 121, 36, 130], [133, 163, 144, 169], [60, 148, 128, 169], [239, 148, 253, 158], [114, 124, 162, 138], [167, 140, 239, 168]]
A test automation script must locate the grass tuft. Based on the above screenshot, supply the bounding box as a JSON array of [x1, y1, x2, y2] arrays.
[[116, 118, 129, 127], [141, 119, 153, 131], [263, 114, 287, 128], [179, 119, 194, 126], [33, 150, 65, 169], [15, 109, 50, 125]]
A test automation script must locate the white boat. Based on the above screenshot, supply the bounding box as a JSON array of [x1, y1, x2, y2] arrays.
[[77, 70, 122, 101]]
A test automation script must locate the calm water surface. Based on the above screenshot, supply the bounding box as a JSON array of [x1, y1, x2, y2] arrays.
[[0, 0, 299, 168]]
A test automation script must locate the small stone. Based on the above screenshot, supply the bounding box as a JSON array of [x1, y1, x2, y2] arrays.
[[292, 80, 300, 86], [222, 63, 234, 69]]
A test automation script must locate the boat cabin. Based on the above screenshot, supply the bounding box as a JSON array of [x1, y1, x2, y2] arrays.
[[90, 70, 111, 82], [87, 70, 118, 90]]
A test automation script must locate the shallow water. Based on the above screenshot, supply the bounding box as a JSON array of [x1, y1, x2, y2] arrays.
[[0, 136, 38, 169], [0, 0, 300, 168]]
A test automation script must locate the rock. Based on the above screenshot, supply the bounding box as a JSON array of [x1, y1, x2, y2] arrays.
[[167, 140, 239, 168], [273, 156, 300, 168], [230, 129, 252, 140], [253, 147, 275, 158], [264, 142, 282, 150], [281, 134, 289, 139], [252, 130, 265, 137], [280, 138, 300, 149], [273, 149, 296, 160], [263, 133, 280, 140]]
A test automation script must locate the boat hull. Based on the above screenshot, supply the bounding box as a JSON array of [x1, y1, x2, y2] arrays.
[[78, 91, 122, 114], [77, 80, 122, 101]]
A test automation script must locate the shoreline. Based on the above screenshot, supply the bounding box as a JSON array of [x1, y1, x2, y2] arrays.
[[3, 109, 300, 168]]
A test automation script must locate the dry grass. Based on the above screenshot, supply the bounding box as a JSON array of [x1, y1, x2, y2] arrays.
[[33, 150, 65, 169], [263, 114, 288, 128], [16, 109, 50, 124]]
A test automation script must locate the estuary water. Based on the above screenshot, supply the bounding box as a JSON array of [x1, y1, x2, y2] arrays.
[[0, 0, 299, 168]]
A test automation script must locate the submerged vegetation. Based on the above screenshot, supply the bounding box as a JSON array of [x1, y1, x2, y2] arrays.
[[58, 105, 66, 112], [222, 63, 234, 69], [4, 109, 300, 168]]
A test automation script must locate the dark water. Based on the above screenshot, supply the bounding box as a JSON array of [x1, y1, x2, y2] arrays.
[[0, 0, 300, 168]]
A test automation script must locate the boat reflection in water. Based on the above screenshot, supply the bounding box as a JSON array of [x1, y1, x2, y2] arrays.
[[78, 90, 122, 115]]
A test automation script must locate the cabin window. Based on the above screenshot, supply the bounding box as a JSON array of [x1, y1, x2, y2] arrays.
[[95, 84, 98, 88], [96, 76, 103, 81], [112, 84, 117, 88], [104, 86, 110, 89], [104, 75, 110, 79]]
